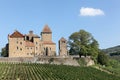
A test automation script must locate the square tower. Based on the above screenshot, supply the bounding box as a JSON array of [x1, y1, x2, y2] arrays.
[[59, 37, 68, 56], [41, 25, 56, 56]]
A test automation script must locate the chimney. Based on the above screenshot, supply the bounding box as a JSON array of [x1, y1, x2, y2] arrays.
[[29, 31, 33, 34]]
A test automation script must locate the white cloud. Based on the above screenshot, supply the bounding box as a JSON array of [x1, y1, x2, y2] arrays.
[[80, 7, 105, 16]]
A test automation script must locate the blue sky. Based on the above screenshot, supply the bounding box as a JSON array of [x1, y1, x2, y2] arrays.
[[0, 0, 120, 52]]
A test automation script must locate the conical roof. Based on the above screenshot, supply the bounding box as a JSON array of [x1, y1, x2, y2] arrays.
[[42, 24, 52, 33]]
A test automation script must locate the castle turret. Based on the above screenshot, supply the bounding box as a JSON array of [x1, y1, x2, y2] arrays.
[[41, 25, 56, 56], [59, 37, 68, 56], [41, 24, 52, 41]]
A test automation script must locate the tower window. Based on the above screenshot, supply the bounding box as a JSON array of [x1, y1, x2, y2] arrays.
[[62, 41, 65, 43]]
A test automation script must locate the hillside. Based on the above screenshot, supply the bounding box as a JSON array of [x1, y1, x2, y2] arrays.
[[0, 63, 119, 80], [102, 45, 120, 55], [102, 45, 120, 61]]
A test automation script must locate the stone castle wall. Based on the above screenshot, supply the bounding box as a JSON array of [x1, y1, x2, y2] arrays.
[[0, 57, 80, 66]]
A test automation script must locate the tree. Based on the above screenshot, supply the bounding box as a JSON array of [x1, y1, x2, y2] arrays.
[[1, 44, 9, 57], [68, 29, 99, 58], [97, 51, 109, 66]]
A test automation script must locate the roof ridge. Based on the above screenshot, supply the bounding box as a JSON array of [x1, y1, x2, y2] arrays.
[[10, 30, 24, 38], [42, 24, 52, 33]]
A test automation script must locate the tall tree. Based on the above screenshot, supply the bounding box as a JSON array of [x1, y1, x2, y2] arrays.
[[1, 44, 8, 57], [68, 29, 99, 58]]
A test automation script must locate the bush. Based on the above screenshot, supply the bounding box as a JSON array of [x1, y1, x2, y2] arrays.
[[77, 58, 87, 66], [97, 51, 109, 66]]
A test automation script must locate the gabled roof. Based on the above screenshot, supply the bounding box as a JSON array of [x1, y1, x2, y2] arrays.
[[10, 30, 24, 38], [42, 24, 52, 33]]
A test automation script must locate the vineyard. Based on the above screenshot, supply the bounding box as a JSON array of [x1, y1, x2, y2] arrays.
[[0, 62, 119, 80]]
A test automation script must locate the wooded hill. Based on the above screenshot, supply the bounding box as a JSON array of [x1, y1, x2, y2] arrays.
[[102, 45, 120, 61], [102, 45, 120, 55]]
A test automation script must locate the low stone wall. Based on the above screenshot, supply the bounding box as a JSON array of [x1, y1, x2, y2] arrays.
[[0, 57, 80, 66], [0, 57, 34, 63]]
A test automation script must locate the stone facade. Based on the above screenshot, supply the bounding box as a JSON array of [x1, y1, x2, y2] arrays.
[[59, 37, 68, 56], [8, 25, 56, 57]]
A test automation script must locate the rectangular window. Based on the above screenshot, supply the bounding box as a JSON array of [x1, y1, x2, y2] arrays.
[[36, 47, 38, 50], [20, 48, 22, 51], [17, 47, 19, 50], [20, 42, 22, 45], [36, 42, 38, 44]]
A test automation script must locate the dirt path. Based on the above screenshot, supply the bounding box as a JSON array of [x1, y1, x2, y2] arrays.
[[93, 66, 113, 74]]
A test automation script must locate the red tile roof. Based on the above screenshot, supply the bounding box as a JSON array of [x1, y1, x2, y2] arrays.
[[42, 24, 52, 33], [10, 30, 24, 38], [43, 41, 55, 45], [25, 41, 35, 47]]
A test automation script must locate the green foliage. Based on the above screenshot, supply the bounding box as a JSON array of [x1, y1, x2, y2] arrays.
[[97, 51, 109, 66], [77, 58, 87, 67], [96, 59, 120, 76], [110, 56, 120, 62], [0, 62, 119, 80], [102, 45, 120, 62], [1, 44, 8, 57], [110, 52, 120, 56], [68, 29, 99, 58]]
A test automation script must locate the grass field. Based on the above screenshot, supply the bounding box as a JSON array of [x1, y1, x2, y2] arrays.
[[0, 62, 119, 80]]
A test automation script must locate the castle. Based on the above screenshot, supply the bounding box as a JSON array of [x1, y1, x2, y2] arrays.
[[8, 25, 68, 57]]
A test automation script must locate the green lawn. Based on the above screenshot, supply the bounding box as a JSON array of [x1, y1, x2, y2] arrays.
[[0, 62, 119, 80]]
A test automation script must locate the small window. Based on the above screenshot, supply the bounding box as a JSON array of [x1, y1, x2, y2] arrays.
[[20, 42, 22, 45], [36, 42, 38, 44], [17, 47, 19, 50], [62, 41, 65, 43], [36, 47, 38, 50], [20, 48, 22, 51], [16, 41, 18, 44], [27, 47, 29, 49], [31, 47, 32, 49], [27, 53, 29, 55]]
